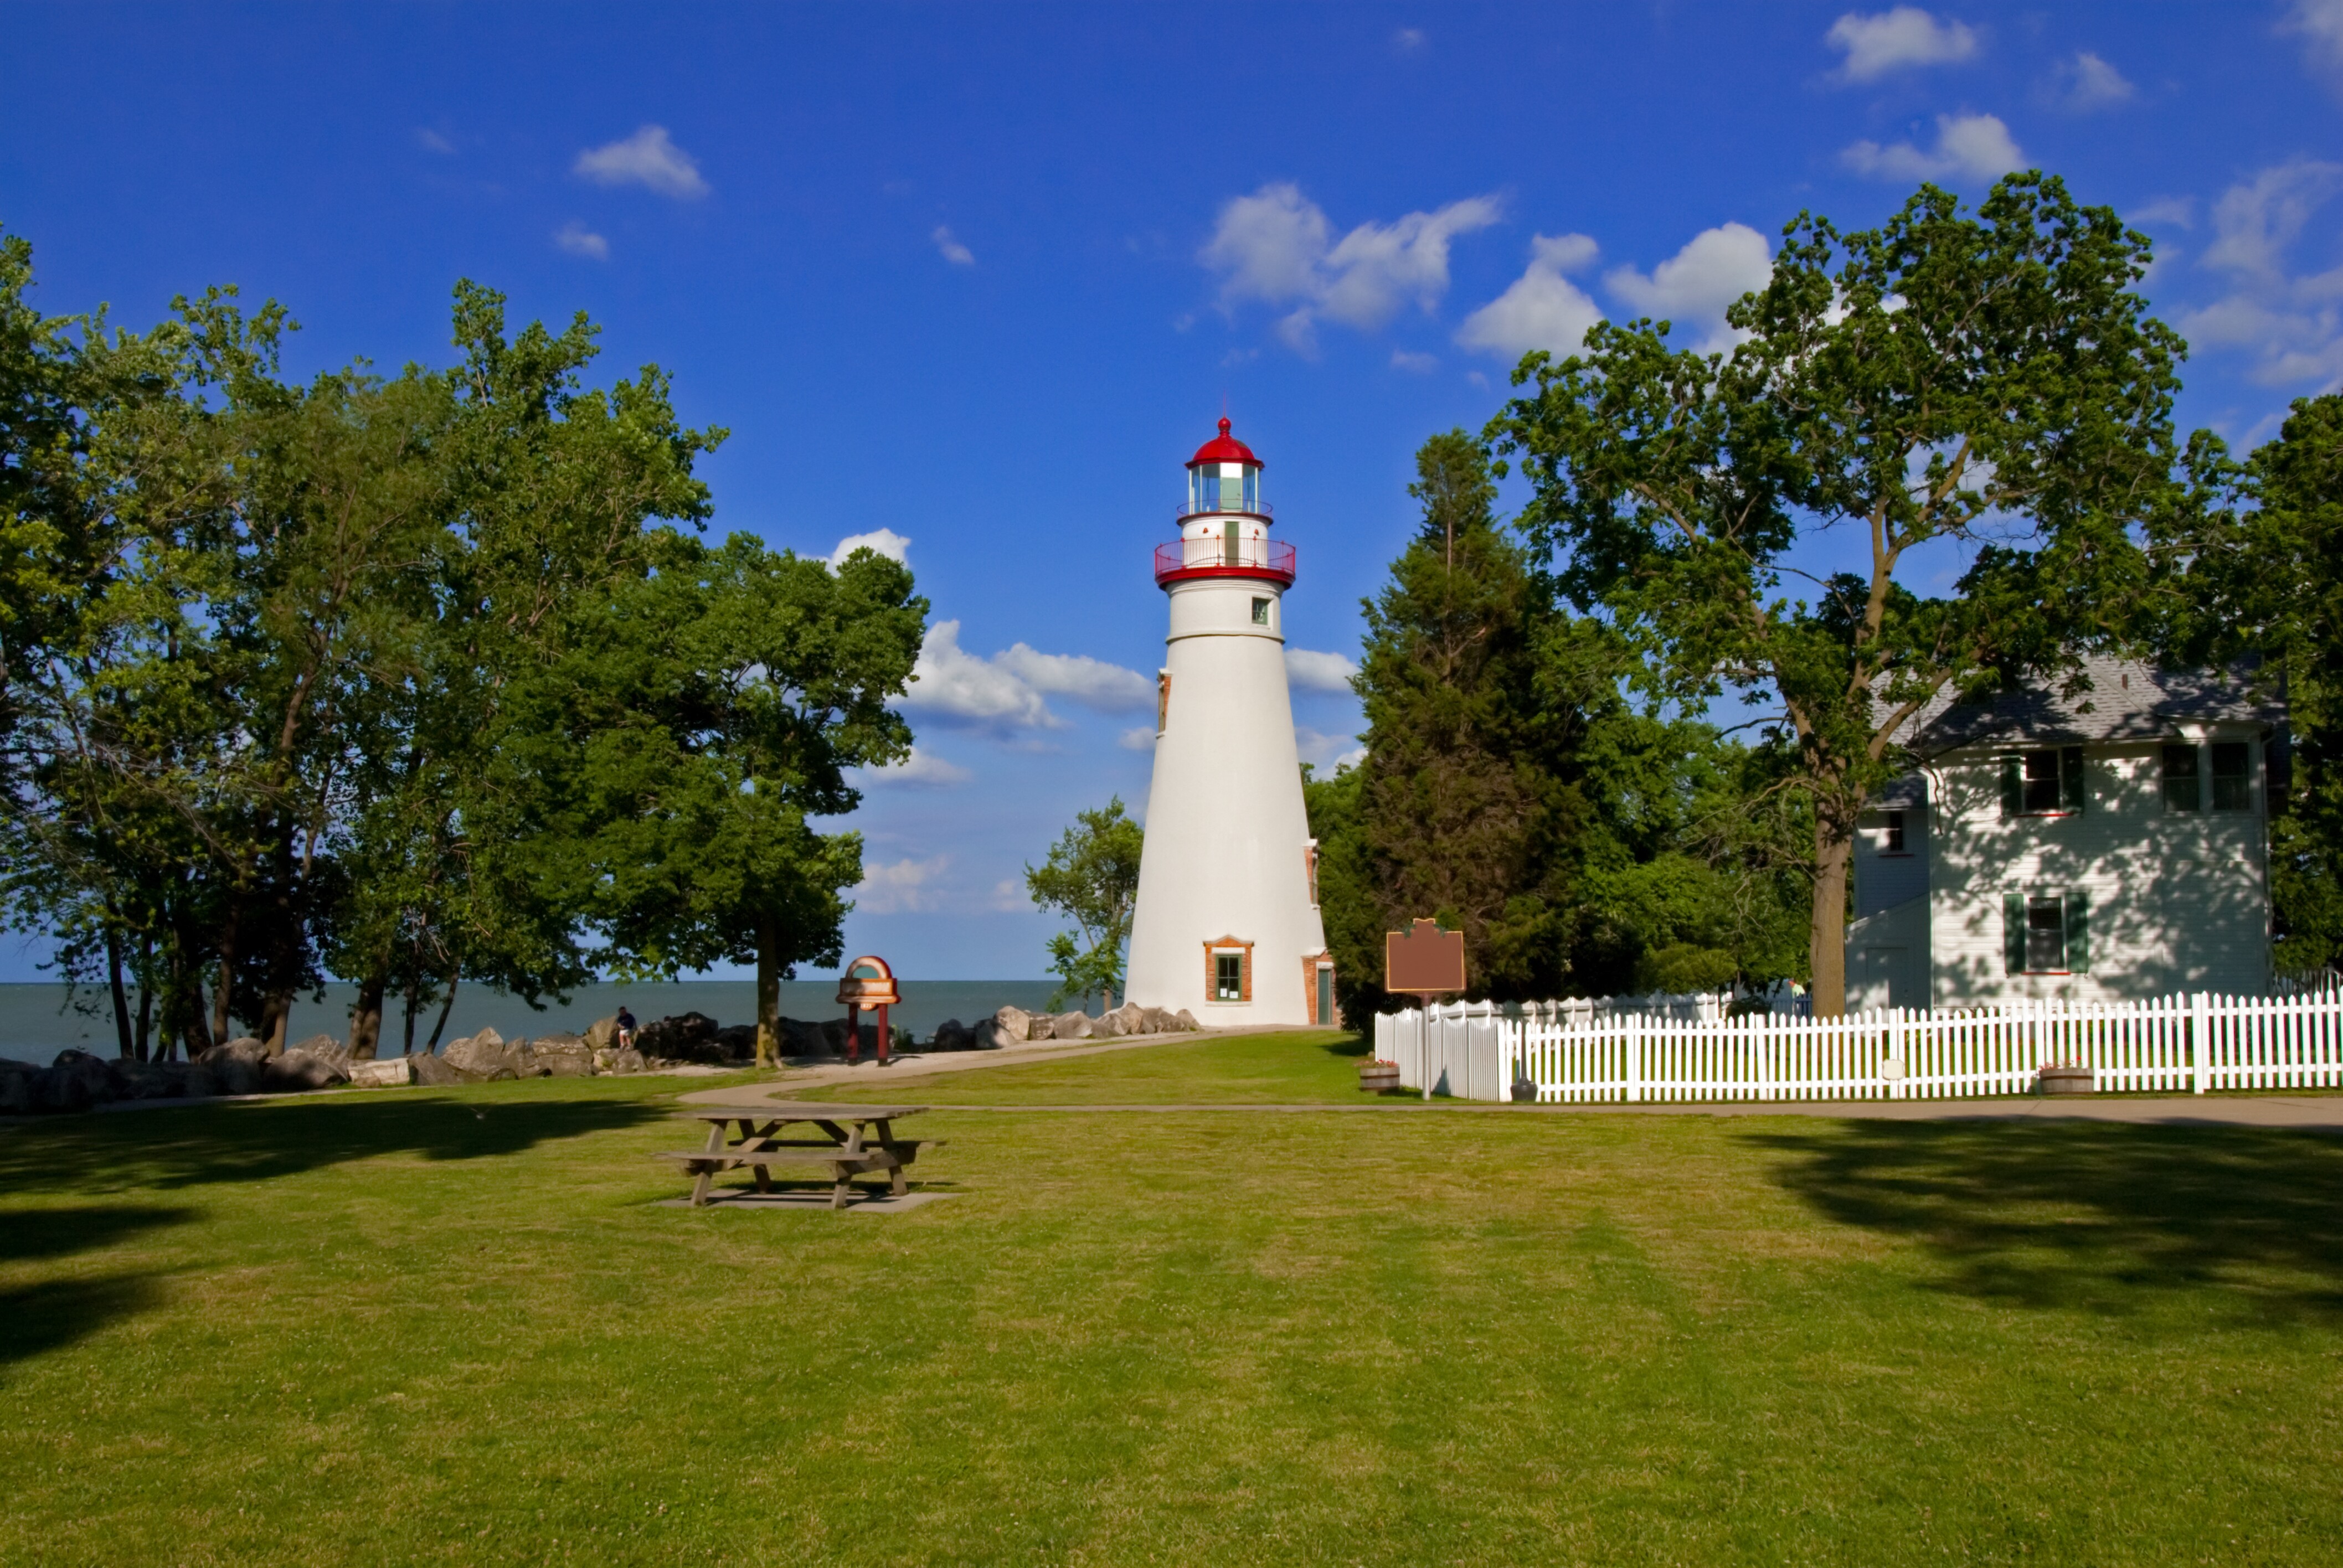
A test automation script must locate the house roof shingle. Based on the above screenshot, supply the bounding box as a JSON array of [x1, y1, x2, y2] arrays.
[[1888, 656, 2284, 756]]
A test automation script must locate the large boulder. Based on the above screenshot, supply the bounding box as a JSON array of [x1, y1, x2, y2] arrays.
[[407, 1051, 466, 1087], [193, 1040, 266, 1096], [930, 1018, 972, 1051], [636, 1012, 723, 1064], [262, 1048, 350, 1092], [584, 1015, 621, 1051], [591, 1045, 647, 1076], [0, 1056, 44, 1114], [970, 1018, 1017, 1049], [1091, 1009, 1124, 1038], [1049, 1010, 1094, 1041], [110, 1059, 187, 1101], [289, 1034, 348, 1074], [529, 1034, 595, 1077], [217, 1033, 276, 1061], [442, 1028, 522, 1081], [43, 1050, 118, 1112], [348, 1056, 413, 1089], [714, 1024, 757, 1061], [991, 1005, 1033, 1044], [1106, 1002, 1148, 1035], [1141, 1006, 1180, 1035], [1172, 1009, 1200, 1033]]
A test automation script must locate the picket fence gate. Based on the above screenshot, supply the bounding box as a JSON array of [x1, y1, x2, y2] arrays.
[[1373, 989, 2343, 1104]]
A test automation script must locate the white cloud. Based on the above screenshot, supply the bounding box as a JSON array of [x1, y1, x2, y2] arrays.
[[553, 221, 610, 260], [853, 855, 950, 915], [2175, 159, 2343, 386], [1119, 728, 1157, 751], [1200, 183, 1502, 352], [829, 528, 910, 566], [415, 128, 455, 154], [897, 620, 1150, 732], [857, 747, 971, 788], [1295, 726, 1364, 770], [932, 225, 975, 266], [990, 878, 1029, 912], [1393, 27, 1426, 52], [2284, 1, 2343, 84], [2057, 51, 2134, 111], [2129, 196, 2195, 229], [995, 646, 1154, 711], [573, 125, 709, 199], [1457, 233, 1604, 361], [1840, 112, 2025, 184], [1603, 222, 1774, 353], [1286, 648, 1360, 693], [1390, 349, 1438, 373], [1825, 8, 1979, 81]]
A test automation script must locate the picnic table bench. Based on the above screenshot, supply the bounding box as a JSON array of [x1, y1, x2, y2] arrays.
[[661, 1103, 940, 1209]]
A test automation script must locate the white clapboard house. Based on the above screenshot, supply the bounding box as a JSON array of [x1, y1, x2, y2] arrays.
[[1845, 659, 2286, 1012]]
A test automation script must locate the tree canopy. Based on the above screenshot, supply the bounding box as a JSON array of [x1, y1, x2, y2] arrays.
[[1027, 797, 1144, 1012], [1491, 172, 2184, 1013]]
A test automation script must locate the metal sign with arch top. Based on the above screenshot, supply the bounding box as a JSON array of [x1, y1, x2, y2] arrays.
[[1385, 918, 1465, 1002]]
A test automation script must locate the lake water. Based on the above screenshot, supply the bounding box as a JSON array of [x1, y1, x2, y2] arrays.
[[0, 979, 1068, 1060]]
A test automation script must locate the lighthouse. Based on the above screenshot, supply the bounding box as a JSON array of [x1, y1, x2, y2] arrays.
[[1125, 419, 1337, 1028]]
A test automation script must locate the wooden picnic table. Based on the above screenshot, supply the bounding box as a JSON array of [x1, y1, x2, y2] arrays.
[[661, 1103, 941, 1209]]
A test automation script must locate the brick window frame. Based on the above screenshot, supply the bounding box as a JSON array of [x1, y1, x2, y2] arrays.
[[1203, 937, 1253, 1003]]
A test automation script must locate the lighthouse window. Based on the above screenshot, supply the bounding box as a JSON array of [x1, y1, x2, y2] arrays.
[[1214, 952, 1243, 1000], [1251, 597, 1270, 625], [1242, 467, 1258, 511]]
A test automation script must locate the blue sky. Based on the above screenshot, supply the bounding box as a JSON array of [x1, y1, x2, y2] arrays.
[[3, 2, 2340, 983]]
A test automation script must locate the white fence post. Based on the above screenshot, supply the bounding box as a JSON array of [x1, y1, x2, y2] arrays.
[[1626, 1013, 1643, 1103], [2191, 990, 2210, 1096]]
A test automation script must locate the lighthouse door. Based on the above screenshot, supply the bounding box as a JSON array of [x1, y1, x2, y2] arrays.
[[1222, 518, 1240, 566], [1317, 966, 1333, 1026]]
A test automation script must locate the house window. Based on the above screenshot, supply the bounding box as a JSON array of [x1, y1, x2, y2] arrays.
[[2211, 741, 2253, 812], [1884, 810, 1906, 854], [1251, 597, 1270, 626], [2000, 748, 2084, 816], [2026, 897, 2067, 972], [2002, 889, 2090, 975], [2161, 744, 2200, 812]]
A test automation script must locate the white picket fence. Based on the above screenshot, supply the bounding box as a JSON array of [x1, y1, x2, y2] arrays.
[[1374, 990, 2343, 1104]]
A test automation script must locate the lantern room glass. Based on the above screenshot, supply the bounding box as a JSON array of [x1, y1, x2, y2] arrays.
[[1189, 465, 1260, 514]]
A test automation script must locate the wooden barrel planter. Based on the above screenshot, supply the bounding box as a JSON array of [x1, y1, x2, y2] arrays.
[[1358, 1061, 1401, 1094], [2036, 1065, 2095, 1096]]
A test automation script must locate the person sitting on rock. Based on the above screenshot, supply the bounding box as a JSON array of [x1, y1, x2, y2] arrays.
[[615, 1007, 637, 1051]]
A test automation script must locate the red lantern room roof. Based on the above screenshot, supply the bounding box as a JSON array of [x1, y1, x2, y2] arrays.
[[1186, 417, 1263, 470]]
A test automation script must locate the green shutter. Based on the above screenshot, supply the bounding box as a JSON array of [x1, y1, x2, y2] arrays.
[[2003, 893, 2026, 974], [2065, 889, 2089, 973], [2000, 755, 2021, 818], [2061, 747, 2086, 812]]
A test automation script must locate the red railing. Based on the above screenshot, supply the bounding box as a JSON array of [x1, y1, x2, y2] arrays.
[[1154, 538, 1296, 586]]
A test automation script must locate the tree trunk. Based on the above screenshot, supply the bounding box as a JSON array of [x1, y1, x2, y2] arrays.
[[1809, 811, 1855, 1018], [259, 993, 291, 1053], [348, 971, 387, 1060], [210, 900, 239, 1046], [426, 969, 459, 1051], [134, 930, 154, 1061], [754, 914, 781, 1069], [102, 914, 134, 1060], [401, 971, 420, 1056]]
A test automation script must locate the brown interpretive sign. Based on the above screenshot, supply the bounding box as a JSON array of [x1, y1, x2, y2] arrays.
[[1385, 918, 1465, 999]]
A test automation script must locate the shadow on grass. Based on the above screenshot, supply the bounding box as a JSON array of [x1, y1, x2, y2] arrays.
[[0, 1206, 189, 1374], [1750, 1120, 2343, 1322], [0, 1092, 668, 1198], [1319, 1031, 1371, 1061]]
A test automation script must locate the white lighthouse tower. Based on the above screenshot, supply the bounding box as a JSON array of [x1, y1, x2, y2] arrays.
[[1126, 419, 1337, 1028]]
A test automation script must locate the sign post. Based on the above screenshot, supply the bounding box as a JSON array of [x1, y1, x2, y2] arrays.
[[1385, 919, 1466, 1101], [837, 956, 902, 1066]]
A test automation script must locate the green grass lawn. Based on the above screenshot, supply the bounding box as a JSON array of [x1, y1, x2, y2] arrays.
[[6, 1033, 2343, 1565], [805, 1027, 1371, 1103]]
